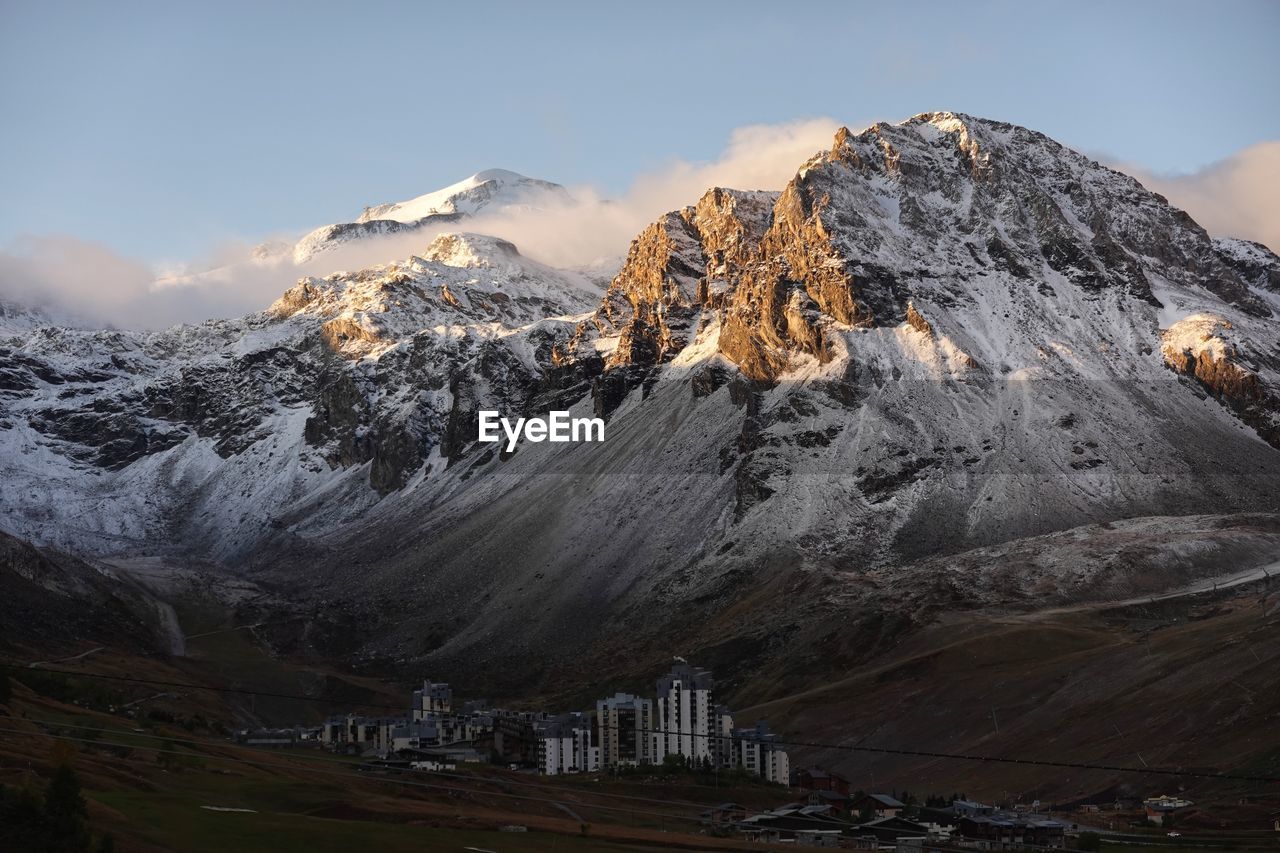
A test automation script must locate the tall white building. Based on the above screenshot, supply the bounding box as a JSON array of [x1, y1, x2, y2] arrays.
[[411, 680, 452, 720], [538, 712, 599, 775], [596, 692, 653, 767], [736, 719, 790, 785], [712, 705, 736, 769], [652, 658, 715, 765]]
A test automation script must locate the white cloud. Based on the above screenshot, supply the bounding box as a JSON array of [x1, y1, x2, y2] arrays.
[[13, 118, 1269, 333], [0, 235, 155, 328], [460, 117, 844, 270], [0, 118, 844, 330], [0, 234, 309, 330]]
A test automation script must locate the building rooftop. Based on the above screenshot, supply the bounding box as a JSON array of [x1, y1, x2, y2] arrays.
[[656, 660, 715, 693], [810, 790, 850, 802], [860, 793, 905, 808]]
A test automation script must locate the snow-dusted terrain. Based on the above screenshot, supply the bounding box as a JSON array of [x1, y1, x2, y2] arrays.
[[291, 169, 572, 264], [357, 169, 570, 224], [2, 112, 1279, 680], [0, 230, 599, 558]]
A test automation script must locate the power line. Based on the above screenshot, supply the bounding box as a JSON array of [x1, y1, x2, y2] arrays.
[[17, 714, 1122, 850], [0, 713, 1173, 853], [0, 725, 716, 829], [6, 660, 1276, 784], [26, 725, 1081, 850], [12, 717, 739, 814], [8, 660, 403, 708]]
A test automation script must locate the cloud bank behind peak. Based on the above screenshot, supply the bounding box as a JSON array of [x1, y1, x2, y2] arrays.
[[2, 118, 1275, 331]]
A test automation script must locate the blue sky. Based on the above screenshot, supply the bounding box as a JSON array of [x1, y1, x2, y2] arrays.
[[1, 0, 1278, 261]]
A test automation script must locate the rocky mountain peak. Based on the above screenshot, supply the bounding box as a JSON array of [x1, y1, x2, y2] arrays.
[[588, 115, 1276, 391], [265, 233, 596, 362], [595, 187, 778, 372], [421, 232, 522, 269]]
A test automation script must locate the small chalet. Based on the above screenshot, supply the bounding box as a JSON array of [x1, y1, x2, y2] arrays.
[[793, 766, 852, 795], [735, 806, 848, 846], [850, 792, 905, 819], [958, 816, 1065, 848], [807, 788, 852, 812], [952, 798, 996, 818], [702, 802, 747, 825], [852, 815, 931, 842], [1143, 794, 1193, 826], [914, 805, 961, 837]]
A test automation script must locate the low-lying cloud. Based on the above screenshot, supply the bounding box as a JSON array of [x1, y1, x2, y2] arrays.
[[0, 118, 843, 330], [462, 118, 845, 270], [3, 121, 1275, 331]]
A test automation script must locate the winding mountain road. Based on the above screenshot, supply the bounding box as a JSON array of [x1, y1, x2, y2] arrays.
[[1009, 558, 1278, 622], [28, 646, 105, 668]]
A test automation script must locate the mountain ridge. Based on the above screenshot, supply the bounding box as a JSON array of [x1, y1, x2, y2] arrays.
[[2, 111, 1279, 693], [290, 168, 572, 264]]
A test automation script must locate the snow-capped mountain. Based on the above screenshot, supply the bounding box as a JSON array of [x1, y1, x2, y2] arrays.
[[357, 169, 570, 224], [290, 168, 572, 264], [0, 231, 599, 556], [2, 112, 1279, 684]]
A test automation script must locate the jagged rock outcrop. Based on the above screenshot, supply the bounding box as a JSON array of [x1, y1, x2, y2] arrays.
[[1213, 236, 1280, 292], [598, 190, 777, 369], [591, 188, 777, 402], [1161, 314, 1280, 447]]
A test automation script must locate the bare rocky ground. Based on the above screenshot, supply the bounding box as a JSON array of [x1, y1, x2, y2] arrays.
[[742, 570, 1280, 809]]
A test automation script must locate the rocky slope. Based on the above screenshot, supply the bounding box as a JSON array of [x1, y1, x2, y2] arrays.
[[2, 112, 1280, 692], [0, 530, 161, 653], [277, 113, 1280, 684], [0, 232, 599, 559]]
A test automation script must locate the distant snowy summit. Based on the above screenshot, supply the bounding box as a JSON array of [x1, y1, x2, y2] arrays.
[[291, 169, 572, 264], [357, 169, 570, 224]]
